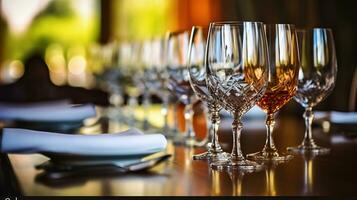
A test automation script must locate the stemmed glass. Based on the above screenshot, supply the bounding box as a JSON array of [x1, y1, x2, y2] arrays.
[[140, 40, 156, 130], [206, 21, 269, 169], [123, 42, 144, 127], [166, 30, 198, 145], [92, 43, 125, 121], [247, 24, 300, 161], [147, 37, 172, 133], [187, 26, 229, 160], [287, 28, 337, 153]]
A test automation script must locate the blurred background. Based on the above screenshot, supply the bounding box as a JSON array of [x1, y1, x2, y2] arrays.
[[0, 0, 355, 111]]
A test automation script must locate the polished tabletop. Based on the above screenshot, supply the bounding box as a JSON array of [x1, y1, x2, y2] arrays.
[[1, 106, 357, 196]]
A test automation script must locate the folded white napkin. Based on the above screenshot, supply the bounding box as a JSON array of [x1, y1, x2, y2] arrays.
[[0, 102, 96, 122], [1, 128, 167, 156], [330, 111, 357, 124], [245, 106, 266, 119]]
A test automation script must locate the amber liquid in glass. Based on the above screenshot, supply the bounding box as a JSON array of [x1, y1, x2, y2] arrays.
[[256, 64, 298, 113]]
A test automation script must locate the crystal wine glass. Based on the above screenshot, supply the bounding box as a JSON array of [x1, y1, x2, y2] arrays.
[[206, 21, 269, 169], [122, 42, 144, 127], [147, 37, 173, 134], [92, 43, 125, 121], [166, 30, 198, 146], [187, 26, 230, 160], [287, 28, 337, 153], [247, 24, 300, 161]]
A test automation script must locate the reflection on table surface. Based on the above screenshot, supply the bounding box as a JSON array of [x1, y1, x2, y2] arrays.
[[3, 106, 357, 196]]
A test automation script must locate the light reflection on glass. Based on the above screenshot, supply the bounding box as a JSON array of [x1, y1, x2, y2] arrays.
[[228, 170, 244, 196], [303, 154, 315, 195], [313, 29, 329, 67], [265, 167, 277, 196], [243, 22, 258, 66], [184, 147, 194, 168], [276, 25, 290, 66], [210, 169, 221, 196]]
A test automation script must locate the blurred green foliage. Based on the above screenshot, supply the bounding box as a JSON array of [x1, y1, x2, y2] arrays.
[[3, 0, 99, 60], [114, 0, 172, 41]]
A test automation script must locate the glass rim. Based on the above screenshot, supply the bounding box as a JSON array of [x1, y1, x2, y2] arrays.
[[296, 27, 333, 32], [166, 29, 190, 38], [209, 21, 264, 26], [190, 26, 209, 33], [264, 23, 296, 27]]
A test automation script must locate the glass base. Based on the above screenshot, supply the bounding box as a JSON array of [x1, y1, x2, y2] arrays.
[[247, 150, 293, 162], [162, 133, 175, 139], [162, 127, 181, 139], [193, 151, 230, 161], [194, 139, 209, 148], [210, 158, 264, 171], [173, 136, 201, 147], [287, 144, 330, 154]]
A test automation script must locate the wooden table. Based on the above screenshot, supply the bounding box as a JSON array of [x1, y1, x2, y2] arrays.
[[1, 112, 357, 196]]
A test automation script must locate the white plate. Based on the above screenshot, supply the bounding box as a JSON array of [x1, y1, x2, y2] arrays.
[[14, 120, 83, 133], [42, 152, 154, 166]]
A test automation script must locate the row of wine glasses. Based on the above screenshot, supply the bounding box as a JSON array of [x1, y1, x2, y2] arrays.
[[92, 21, 337, 168], [119, 40, 169, 133], [93, 36, 207, 141], [186, 21, 337, 170], [92, 40, 165, 130]]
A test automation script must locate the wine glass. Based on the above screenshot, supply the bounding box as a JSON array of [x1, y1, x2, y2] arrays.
[[140, 39, 157, 130], [187, 26, 230, 160], [287, 28, 337, 153], [206, 21, 269, 169], [91, 43, 125, 121], [166, 30, 198, 145], [145, 37, 172, 134], [247, 24, 299, 161], [122, 42, 144, 127], [148, 36, 180, 137]]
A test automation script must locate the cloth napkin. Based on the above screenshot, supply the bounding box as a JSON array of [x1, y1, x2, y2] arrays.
[[330, 111, 357, 124], [0, 128, 167, 156], [0, 102, 96, 122]]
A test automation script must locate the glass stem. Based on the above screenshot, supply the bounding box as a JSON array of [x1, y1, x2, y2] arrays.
[[302, 107, 316, 147], [184, 98, 195, 139], [173, 101, 179, 133], [161, 93, 169, 133], [142, 91, 151, 130], [263, 113, 278, 153], [202, 105, 211, 144], [128, 96, 138, 127], [209, 106, 222, 153], [231, 114, 244, 161]]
